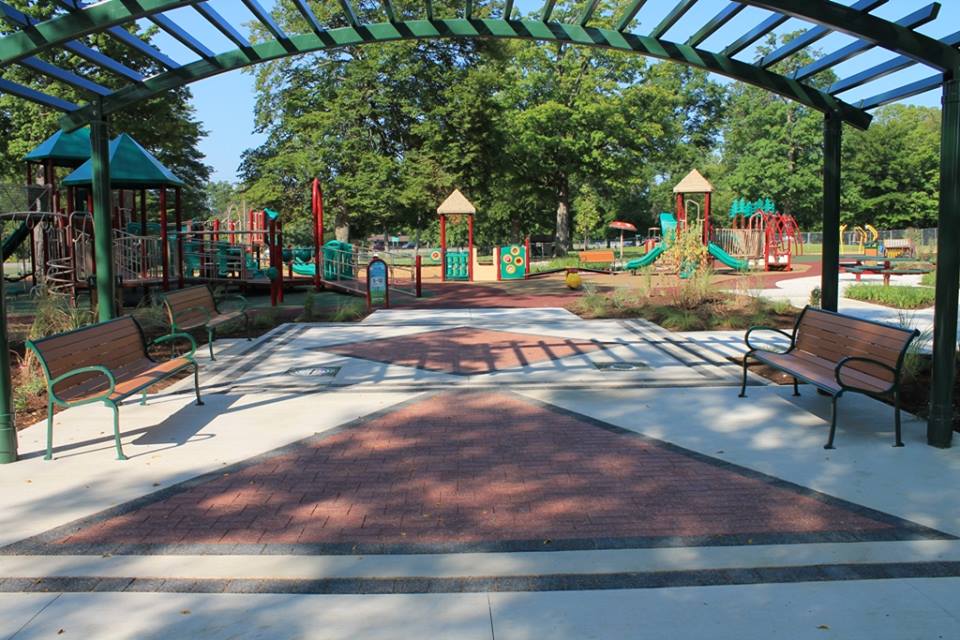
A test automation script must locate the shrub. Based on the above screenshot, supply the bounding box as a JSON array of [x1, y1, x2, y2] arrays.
[[331, 300, 366, 322], [675, 266, 716, 309], [844, 284, 935, 309], [28, 290, 93, 342], [300, 291, 316, 321], [251, 308, 279, 330], [660, 308, 700, 331], [572, 285, 609, 317], [920, 271, 935, 288], [809, 287, 822, 308], [896, 311, 932, 381]]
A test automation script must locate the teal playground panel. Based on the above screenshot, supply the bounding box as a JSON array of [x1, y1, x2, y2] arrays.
[[445, 251, 469, 281], [323, 240, 355, 280]]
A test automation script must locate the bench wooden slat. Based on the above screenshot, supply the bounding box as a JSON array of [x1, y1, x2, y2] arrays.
[[33, 319, 142, 358], [795, 326, 904, 370], [801, 310, 913, 343]]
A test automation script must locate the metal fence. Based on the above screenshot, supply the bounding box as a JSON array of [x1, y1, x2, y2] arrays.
[[799, 227, 938, 248]]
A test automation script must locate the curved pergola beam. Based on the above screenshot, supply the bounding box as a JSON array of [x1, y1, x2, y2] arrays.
[[741, 0, 960, 71], [0, 0, 201, 66], [57, 18, 873, 130]]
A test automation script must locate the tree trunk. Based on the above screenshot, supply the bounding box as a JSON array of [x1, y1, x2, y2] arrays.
[[335, 206, 350, 242], [554, 181, 571, 256]]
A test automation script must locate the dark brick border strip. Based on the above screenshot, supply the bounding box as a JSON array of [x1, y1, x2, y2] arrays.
[[2, 390, 953, 557], [3, 561, 960, 595]]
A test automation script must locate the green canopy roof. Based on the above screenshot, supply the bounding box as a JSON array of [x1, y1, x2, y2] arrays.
[[62, 133, 184, 188], [23, 127, 90, 166]]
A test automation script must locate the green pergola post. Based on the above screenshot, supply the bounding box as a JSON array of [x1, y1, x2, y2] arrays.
[[90, 100, 116, 321], [928, 74, 960, 448], [0, 272, 16, 464], [821, 111, 842, 312]]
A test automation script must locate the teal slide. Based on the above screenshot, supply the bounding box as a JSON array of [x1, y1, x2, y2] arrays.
[[291, 258, 316, 277], [624, 212, 676, 271], [2, 222, 30, 261], [708, 242, 750, 271], [625, 244, 665, 270]]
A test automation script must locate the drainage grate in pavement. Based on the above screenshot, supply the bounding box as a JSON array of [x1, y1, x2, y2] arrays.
[[594, 361, 652, 371], [286, 365, 341, 378]]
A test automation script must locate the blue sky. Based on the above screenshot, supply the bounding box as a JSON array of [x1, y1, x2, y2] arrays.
[[141, 1, 959, 182]]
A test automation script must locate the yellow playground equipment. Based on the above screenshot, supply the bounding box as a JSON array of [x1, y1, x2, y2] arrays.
[[840, 224, 880, 255]]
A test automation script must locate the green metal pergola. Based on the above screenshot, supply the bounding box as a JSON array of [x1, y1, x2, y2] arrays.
[[0, 0, 958, 463]]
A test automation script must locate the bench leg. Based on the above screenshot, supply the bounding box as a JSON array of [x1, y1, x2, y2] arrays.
[[738, 355, 750, 398], [140, 390, 148, 406], [44, 400, 54, 461], [193, 363, 204, 406], [245, 312, 252, 341], [894, 390, 904, 447], [207, 327, 216, 361], [793, 377, 800, 397], [109, 403, 128, 461], [825, 395, 839, 450]]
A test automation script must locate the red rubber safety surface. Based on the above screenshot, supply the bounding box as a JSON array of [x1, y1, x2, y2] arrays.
[[55, 392, 898, 550], [322, 327, 608, 375]]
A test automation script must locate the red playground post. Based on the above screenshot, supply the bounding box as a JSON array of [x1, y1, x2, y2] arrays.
[[312, 178, 323, 292]]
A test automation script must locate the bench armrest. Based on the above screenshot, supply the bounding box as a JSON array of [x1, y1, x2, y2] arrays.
[[150, 332, 198, 360], [834, 356, 897, 395], [171, 305, 212, 328], [49, 365, 116, 405], [215, 293, 248, 314], [744, 326, 794, 353]]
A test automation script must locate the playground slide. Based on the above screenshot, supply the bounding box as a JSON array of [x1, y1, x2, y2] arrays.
[[625, 244, 666, 270], [707, 242, 749, 272], [291, 260, 315, 277], [2, 222, 30, 262]]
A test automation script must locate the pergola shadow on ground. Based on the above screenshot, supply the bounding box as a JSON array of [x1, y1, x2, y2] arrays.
[[0, 0, 959, 463]]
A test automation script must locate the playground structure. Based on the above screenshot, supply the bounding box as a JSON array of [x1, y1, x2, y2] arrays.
[[8, 129, 294, 306], [624, 170, 801, 273], [840, 223, 890, 256], [9, 133, 420, 308]]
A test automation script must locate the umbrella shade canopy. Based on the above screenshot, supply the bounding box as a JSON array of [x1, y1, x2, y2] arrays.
[[673, 169, 714, 194], [62, 133, 184, 188], [437, 189, 476, 215], [24, 127, 91, 166], [609, 221, 638, 232]]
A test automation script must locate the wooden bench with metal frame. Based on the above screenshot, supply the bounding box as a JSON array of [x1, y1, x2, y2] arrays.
[[161, 285, 250, 361], [26, 316, 203, 461], [738, 306, 919, 449], [578, 250, 616, 265]]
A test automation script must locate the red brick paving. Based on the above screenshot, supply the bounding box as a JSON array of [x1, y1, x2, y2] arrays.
[[322, 327, 607, 375], [58, 392, 894, 549]]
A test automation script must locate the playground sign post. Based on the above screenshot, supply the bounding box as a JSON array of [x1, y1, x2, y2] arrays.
[[367, 257, 389, 310]]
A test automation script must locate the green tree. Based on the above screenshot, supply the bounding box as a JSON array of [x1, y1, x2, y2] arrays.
[[573, 184, 603, 250], [718, 34, 834, 230], [842, 104, 940, 228]]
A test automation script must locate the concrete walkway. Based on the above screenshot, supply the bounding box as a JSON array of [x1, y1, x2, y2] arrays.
[[1, 307, 959, 639]]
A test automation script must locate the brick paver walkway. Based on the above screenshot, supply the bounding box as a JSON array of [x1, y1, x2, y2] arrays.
[[44, 392, 929, 553], [322, 327, 608, 375]]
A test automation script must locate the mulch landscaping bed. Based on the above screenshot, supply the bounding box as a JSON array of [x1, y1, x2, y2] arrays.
[[571, 291, 801, 331]]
